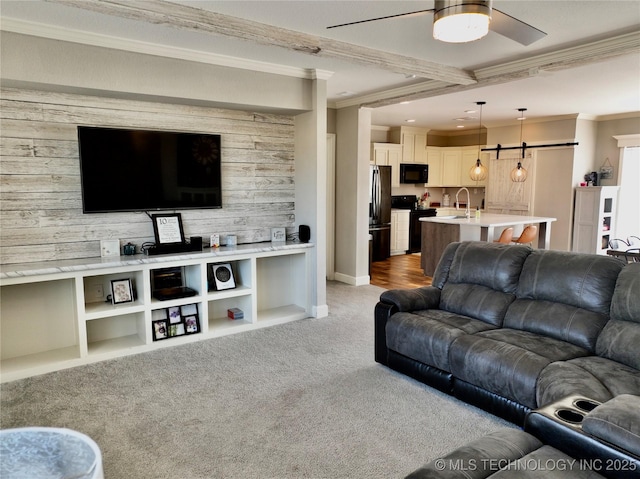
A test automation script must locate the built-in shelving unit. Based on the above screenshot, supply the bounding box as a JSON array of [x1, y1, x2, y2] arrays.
[[0, 242, 313, 382], [572, 186, 620, 255]]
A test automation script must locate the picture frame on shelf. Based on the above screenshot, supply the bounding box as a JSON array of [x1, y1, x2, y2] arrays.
[[169, 323, 186, 337], [110, 278, 134, 304], [184, 315, 200, 334], [168, 306, 182, 324], [181, 304, 198, 316], [152, 320, 168, 341], [209, 263, 236, 291], [151, 213, 185, 245]]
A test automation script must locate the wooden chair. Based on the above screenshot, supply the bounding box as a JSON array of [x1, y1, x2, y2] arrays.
[[494, 227, 514, 244], [513, 225, 538, 245]]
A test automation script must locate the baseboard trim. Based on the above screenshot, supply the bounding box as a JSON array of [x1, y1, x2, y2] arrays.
[[333, 272, 370, 286], [312, 304, 329, 318]]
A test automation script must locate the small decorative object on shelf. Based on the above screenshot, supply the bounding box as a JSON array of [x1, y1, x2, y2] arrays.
[[271, 227, 286, 242], [100, 239, 120, 257], [210, 234, 220, 248], [208, 263, 236, 291], [226, 235, 237, 246], [228, 307, 244, 320]]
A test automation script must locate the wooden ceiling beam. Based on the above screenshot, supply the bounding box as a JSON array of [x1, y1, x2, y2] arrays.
[[46, 0, 477, 86], [358, 31, 640, 108]]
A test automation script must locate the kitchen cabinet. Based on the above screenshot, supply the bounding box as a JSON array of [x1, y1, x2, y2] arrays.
[[371, 143, 402, 187], [572, 186, 619, 254], [441, 149, 462, 186], [391, 210, 410, 255], [389, 127, 428, 164], [412, 145, 488, 188], [426, 147, 443, 187]]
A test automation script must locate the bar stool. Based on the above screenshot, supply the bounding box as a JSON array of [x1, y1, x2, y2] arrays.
[[513, 225, 538, 245], [494, 227, 514, 244]]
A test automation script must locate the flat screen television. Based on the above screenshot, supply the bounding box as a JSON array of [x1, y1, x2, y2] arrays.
[[78, 126, 222, 213]]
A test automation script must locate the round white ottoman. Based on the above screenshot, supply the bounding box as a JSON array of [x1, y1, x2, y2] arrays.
[[0, 427, 103, 479]]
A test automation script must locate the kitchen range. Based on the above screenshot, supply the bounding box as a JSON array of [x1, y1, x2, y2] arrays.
[[391, 195, 436, 254]]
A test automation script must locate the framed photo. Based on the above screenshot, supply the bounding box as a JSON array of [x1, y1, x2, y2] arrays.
[[271, 227, 286, 242], [184, 315, 200, 334], [209, 263, 236, 290], [181, 304, 198, 316], [110, 279, 134, 304], [169, 323, 186, 337], [151, 213, 185, 245], [168, 306, 182, 324], [152, 320, 168, 341]]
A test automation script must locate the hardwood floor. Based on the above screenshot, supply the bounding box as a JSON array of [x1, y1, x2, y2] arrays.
[[370, 253, 432, 290]]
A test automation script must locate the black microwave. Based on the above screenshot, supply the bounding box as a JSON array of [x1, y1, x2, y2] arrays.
[[400, 163, 429, 184]]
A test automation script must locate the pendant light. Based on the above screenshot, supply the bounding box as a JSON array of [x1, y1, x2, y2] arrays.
[[433, 1, 492, 43], [510, 108, 528, 182], [469, 101, 488, 182]]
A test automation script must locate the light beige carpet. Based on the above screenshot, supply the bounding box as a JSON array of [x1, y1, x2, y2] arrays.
[[1, 281, 510, 478]]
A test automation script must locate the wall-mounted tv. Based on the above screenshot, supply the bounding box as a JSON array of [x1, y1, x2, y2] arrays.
[[78, 126, 222, 213]]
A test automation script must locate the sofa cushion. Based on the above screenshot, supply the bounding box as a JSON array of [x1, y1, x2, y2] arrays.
[[386, 310, 496, 372], [450, 329, 591, 409], [438, 242, 531, 327], [582, 394, 640, 458], [516, 250, 624, 315], [504, 299, 608, 353], [504, 250, 624, 351], [536, 357, 640, 406], [596, 263, 640, 370]]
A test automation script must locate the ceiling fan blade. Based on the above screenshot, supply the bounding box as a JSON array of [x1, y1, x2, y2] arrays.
[[491, 8, 547, 46], [327, 9, 433, 29]]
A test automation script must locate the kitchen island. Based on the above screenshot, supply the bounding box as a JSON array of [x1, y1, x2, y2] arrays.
[[419, 213, 557, 276]]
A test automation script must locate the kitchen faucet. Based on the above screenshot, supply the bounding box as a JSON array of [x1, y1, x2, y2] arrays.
[[456, 187, 471, 218]]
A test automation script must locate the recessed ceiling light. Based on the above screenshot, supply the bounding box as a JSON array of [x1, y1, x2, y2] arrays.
[[457, 125, 465, 128], [336, 91, 355, 97], [465, 110, 477, 114], [405, 119, 416, 123], [400, 101, 411, 105]]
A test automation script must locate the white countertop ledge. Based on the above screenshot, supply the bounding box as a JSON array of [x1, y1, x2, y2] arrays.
[[0, 242, 313, 281], [420, 213, 557, 227]]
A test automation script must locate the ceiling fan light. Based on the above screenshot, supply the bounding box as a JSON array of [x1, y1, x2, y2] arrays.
[[433, 1, 492, 43]]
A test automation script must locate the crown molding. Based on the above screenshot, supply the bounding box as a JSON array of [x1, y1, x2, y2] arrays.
[[1, 17, 317, 80]]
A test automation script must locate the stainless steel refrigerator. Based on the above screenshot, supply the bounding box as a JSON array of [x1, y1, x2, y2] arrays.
[[369, 165, 392, 262]]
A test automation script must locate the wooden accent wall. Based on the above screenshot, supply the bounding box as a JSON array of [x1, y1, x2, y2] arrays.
[[0, 88, 296, 264]]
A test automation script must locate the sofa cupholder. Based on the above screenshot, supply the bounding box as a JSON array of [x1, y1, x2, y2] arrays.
[[573, 399, 599, 412], [556, 409, 585, 424]]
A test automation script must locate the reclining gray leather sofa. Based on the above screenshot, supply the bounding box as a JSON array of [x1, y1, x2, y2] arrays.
[[374, 241, 640, 425]]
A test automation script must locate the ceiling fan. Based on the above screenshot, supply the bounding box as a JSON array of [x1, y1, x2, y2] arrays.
[[327, 0, 546, 46]]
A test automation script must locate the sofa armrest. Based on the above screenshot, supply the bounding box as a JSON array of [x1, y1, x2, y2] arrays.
[[379, 286, 441, 312], [374, 287, 441, 367], [583, 394, 640, 459]]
